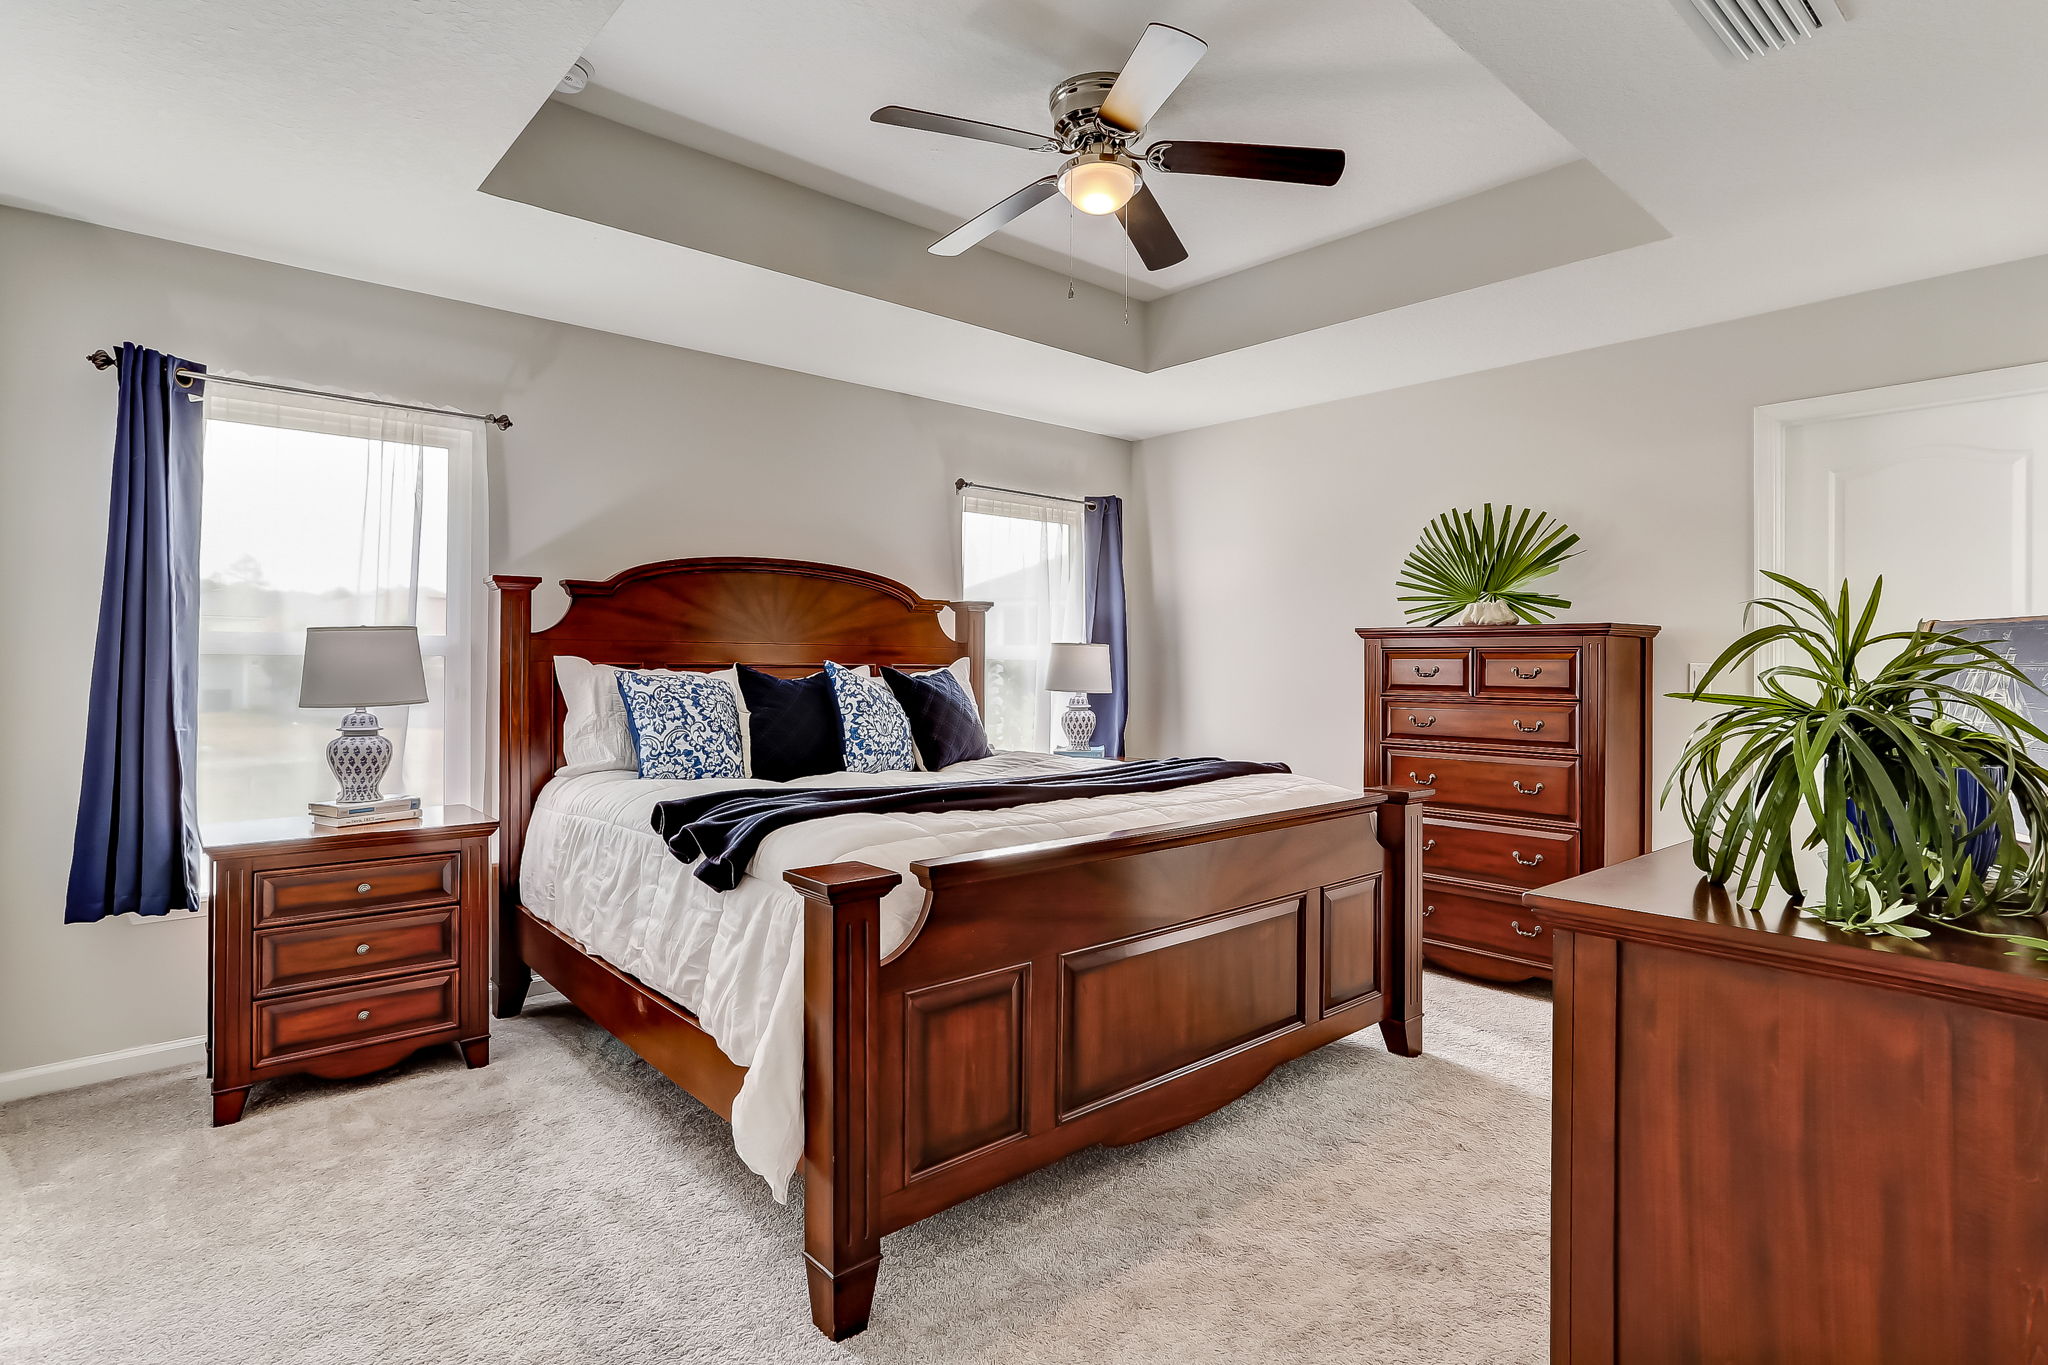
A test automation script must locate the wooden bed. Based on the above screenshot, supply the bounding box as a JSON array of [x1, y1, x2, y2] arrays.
[[491, 556, 1430, 1339]]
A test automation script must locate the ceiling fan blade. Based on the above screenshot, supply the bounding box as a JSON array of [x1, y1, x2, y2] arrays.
[[929, 176, 1062, 256], [871, 105, 1057, 152], [1149, 140, 1346, 186], [1117, 184, 1188, 270], [1098, 24, 1207, 135]]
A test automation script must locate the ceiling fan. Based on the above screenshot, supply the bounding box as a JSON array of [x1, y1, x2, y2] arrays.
[[871, 22, 1346, 271]]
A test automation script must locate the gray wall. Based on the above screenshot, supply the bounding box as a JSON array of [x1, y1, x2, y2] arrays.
[[0, 205, 1129, 1076], [1132, 250, 2048, 845]]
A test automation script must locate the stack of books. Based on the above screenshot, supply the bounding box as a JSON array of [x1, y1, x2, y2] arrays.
[[309, 795, 422, 827]]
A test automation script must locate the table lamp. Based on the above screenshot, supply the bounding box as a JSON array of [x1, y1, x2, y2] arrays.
[[1045, 642, 1113, 753], [299, 626, 428, 803]]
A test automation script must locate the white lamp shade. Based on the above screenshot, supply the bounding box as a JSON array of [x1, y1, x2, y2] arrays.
[[298, 626, 429, 709], [1045, 642, 1113, 694]]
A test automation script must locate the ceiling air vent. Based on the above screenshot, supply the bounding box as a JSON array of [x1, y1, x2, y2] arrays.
[[1680, 0, 1845, 60]]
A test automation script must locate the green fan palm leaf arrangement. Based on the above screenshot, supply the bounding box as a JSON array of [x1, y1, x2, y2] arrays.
[[1396, 504, 1580, 625], [1667, 571, 2048, 950]]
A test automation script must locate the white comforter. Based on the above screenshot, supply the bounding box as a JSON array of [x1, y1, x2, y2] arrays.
[[520, 752, 1355, 1197]]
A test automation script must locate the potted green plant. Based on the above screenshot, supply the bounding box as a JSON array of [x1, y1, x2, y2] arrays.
[[1396, 504, 1580, 625], [1668, 572, 2048, 945]]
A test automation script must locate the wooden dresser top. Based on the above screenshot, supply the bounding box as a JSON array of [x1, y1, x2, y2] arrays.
[[1530, 843, 2048, 1004], [202, 803, 496, 858]]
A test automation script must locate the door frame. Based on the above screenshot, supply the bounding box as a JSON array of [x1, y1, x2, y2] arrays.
[[1754, 360, 2048, 598]]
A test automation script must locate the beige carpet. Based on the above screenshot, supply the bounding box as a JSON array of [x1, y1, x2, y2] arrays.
[[0, 972, 1549, 1365]]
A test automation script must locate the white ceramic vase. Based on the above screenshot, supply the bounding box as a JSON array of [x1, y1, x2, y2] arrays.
[[1459, 598, 1520, 626]]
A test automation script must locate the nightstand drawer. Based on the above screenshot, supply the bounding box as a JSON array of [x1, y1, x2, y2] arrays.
[[254, 972, 458, 1065], [255, 907, 457, 996], [254, 851, 460, 925]]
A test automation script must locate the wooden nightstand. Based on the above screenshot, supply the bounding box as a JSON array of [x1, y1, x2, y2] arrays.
[[203, 804, 498, 1125]]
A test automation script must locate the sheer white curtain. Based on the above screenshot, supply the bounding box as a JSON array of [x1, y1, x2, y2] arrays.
[[961, 490, 1086, 750], [196, 390, 490, 823]]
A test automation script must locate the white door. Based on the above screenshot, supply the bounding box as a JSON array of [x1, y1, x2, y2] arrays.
[[1767, 381, 2048, 636]]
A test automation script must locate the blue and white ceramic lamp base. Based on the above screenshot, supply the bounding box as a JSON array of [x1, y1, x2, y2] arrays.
[[327, 707, 396, 803]]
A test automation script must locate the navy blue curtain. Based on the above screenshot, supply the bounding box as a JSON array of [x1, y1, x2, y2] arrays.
[[65, 344, 207, 922], [1083, 495, 1129, 757]]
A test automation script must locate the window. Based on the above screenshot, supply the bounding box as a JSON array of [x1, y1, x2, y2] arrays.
[[196, 391, 490, 825], [960, 490, 1086, 750]]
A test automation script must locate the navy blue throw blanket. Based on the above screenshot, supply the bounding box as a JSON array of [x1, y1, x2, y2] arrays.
[[651, 758, 1289, 892]]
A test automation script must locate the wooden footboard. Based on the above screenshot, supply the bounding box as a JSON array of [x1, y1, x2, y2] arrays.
[[786, 786, 1430, 1338]]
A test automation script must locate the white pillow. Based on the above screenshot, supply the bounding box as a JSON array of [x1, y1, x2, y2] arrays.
[[554, 657, 750, 778]]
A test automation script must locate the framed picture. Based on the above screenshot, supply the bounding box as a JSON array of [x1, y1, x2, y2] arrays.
[[1927, 615, 2048, 761]]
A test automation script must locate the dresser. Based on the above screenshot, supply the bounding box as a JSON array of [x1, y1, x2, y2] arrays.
[[1358, 623, 1657, 982], [1535, 846, 2048, 1363], [203, 805, 498, 1125]]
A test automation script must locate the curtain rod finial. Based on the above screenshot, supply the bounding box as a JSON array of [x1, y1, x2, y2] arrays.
[[87, 348, 117, 371], [488, 414, 513, 431]]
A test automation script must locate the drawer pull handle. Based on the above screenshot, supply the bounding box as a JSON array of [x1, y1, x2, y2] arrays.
[[1423, 904, 1435, 918], [355, 943, 371, 955], [1511, 920, 1544, 938], [356, 1009, 372, 1022], [1409, 771, 1437, 785], [1512, 780, 1546, 796], [356, 883, 374, 894], [1408, 714, 1437, 728], [1413, 664, 1441, 678], [1510, 665, 1543, 679], [1512, 718, 1545, 733], [1422, 839, 1437, 853], [1511, 851, 1545, 867]]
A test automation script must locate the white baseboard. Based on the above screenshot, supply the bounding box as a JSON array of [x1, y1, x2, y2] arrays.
[[2, 983, 574, 1106], [0, 1035, 208, 1104]]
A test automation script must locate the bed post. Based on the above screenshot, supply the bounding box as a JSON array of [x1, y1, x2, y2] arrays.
[[950, 600, 991, 711], [490, 574, 543, 1018], [1375, 786, 1434, 1058], [787, 861, 902, 1341]]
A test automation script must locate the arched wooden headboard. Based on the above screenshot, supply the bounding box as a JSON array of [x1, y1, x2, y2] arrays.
[[490, 556, 989, 921]]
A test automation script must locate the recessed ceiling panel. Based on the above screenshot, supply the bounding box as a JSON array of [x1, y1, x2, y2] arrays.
[[573, 0, 1580, 298]]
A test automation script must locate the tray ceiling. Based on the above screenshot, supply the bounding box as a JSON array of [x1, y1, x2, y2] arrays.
[[574, 0, 1581, 301]]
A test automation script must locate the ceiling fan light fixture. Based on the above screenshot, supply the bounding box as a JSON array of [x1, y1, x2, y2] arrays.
[[1059, 155, 1138, 216]]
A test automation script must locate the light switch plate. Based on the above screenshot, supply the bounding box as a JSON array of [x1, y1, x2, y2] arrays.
[[1688, 662, 1709, 691]]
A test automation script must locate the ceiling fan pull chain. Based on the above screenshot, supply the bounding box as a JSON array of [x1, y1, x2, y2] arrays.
[[1066, 201, 1076, 301]]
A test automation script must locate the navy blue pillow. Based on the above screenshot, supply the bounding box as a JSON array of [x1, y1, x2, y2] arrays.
[[736, 666, 846, 782], [883, 667, 993, 770]]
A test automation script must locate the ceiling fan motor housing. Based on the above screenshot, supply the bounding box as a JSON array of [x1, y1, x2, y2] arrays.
[[1050, 72, 1123, 148]]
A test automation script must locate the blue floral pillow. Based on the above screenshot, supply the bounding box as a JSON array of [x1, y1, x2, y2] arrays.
[[614, 669, 745, 780], [824, 661, 917, 774]]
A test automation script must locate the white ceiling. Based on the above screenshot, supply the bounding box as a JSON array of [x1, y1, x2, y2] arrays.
[[573, 0, 1580, 299], [2, 1, 2047, 441]]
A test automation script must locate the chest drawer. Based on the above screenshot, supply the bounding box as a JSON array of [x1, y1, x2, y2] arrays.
[[1383, 699, 1577, 750], [255, 907, 457, 996], [1422, 882, 1553, 963], [254, 851, 461, 926], [1422, 818, 1580, 890], [254, 971, 458, 1066], [1384, 747, 1577, 821], [1477, 649, 1577, 696], [1384, 649, 1468, 692]]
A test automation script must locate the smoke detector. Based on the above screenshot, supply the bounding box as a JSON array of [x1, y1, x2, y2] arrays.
[[1679, 0, 1845, 60], [556, 57, 593, 95]]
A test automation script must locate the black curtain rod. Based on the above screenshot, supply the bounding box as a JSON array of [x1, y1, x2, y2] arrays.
[[86, 349, 514, 430], [955, 478, 1095, 509]]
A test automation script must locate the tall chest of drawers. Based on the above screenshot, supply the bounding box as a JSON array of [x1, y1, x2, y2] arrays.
[[1358, 623, 1658, 982]]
